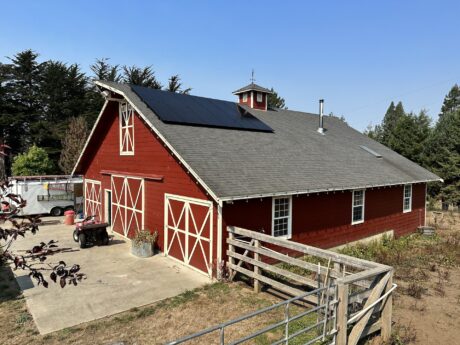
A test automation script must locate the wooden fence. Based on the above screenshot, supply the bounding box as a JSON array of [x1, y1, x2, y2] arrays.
[[227, 226, 395, 345]]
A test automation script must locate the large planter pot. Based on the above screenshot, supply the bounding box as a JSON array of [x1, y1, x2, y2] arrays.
[[131, 241, 154, 258]]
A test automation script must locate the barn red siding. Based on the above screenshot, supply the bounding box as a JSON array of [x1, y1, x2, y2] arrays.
[[238, 92, 267, 110], [222, 184, 426, 253], [80, 100, 427, 276], [79, 101, 219, 266]]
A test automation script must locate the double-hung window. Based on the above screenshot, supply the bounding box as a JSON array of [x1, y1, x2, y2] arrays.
[[403, 184, 412, 212], [256, 92, 263, 102], [272, 196, 292, 238], [242, 93, 248, 102], [119, 102, 134, 155], [352, 190, 365, 224]]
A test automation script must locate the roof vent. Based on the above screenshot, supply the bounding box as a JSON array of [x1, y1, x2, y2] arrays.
[[360, 145, 382, 158], [317, 99, 325, 134]]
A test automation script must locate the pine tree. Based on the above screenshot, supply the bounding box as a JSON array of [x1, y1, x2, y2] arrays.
[[381, 101, 405, 145], [165, 75, 191, 94], [387, 110, 431, 165], [424, 109, 460, 205], [440, 84, 460, 116], [122, 65, 162, 88], [267, 88, 287, 109], [59, 117, 88, 174], [90, 58, 121, 82], [1, 50, 43, 154], [364, 123, 383, 141]]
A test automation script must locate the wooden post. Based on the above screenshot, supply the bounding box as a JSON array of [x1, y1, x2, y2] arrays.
[[381, 270, 393, 341], [254, 239, 261, 293], [336, 282, 349, 345], [228, 230, 235, 280]]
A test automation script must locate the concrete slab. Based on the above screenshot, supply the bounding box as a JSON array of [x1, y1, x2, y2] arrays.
[[9, 217, 210, 334]]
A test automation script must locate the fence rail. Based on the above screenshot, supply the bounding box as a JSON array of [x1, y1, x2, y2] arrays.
[[166, 286, 335, 345], [166, 226, 395, 345]]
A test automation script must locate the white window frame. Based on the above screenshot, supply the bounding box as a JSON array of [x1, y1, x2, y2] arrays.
[[351, 189, 365, 225], [272, 196, 292, 239], [403, 184, 412, 213], [119, 102, 134, 156], [242, 92, 248, 102], [257, 92, 263, 102]]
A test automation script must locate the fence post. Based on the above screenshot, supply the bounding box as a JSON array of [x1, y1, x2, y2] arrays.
[[336, 282, 349, 345], [381, 270, 393, 341], [254, 239, 261, 293], [228, 230, 235, 280]]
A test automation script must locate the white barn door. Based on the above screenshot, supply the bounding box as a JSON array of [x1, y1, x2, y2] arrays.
[[84, 179, 102, 220], [164, 194, 213, 276], [111, 175, 144, 238]]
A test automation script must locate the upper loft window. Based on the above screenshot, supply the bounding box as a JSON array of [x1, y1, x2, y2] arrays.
[[257, 92, 263, 102], [403, 184, 412, 212], [272, 196, 292, 238], [352, 189, 365, 224], [242, 93, 248, 102], [119, 102, 134, 155]]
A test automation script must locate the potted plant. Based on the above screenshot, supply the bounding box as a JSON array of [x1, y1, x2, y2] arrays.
[[131, 229, 158, 258]]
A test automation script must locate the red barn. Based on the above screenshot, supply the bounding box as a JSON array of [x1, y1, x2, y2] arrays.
[[73, 81, 440, 277]]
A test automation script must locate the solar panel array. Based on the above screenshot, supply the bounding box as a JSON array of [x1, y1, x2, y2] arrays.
[[131, 85, 273, 132]]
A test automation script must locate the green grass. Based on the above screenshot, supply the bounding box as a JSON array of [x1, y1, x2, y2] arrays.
[[16, 312, 32, 325]]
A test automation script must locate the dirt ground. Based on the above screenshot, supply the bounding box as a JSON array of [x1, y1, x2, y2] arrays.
[[364, 211, 460, 345], [1, 211, 459, 345], [391, 268, 460, 345]]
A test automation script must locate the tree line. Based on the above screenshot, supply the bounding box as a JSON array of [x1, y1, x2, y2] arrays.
[[0, 50, 192, 175], [365, 85, 460, 206], [0, 50, 287, 177]]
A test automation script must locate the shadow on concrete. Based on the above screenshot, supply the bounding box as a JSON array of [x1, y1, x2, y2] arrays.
[[15, 274, 35, 290], [0, 265, 22, 302]]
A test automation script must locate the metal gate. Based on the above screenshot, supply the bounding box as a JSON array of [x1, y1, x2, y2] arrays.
[[164, 194, 213, 276]]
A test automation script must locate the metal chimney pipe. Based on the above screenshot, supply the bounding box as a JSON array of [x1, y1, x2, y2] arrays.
[[318, 99, 324, 134]]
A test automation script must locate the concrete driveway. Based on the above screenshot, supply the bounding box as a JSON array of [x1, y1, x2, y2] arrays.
[[10, 217, 210, 334]]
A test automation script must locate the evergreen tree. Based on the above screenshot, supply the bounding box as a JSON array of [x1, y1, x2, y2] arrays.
[[34, 61, 88, 165], [59, 117, 88, 174], [267, 88, 287, 109], [165, 75, 191, 94], [12, 145, 54, 176], [440, 84, 460, 116], [122, 65, 162, 88], [424, 109, 460, 205], [1, 50, 43, 154], [387, 110, 431, 165], [364, 123, 383, 141], [381, 101, 405, 145], [90, 58, 121, 82]]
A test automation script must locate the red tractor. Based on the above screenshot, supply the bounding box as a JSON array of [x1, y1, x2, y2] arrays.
[[73, 216, 110, 248]]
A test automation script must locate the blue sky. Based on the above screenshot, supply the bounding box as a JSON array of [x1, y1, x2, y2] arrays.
[[1, 0, 459, 130]]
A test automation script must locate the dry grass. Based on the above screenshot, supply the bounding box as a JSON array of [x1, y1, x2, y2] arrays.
[[342, 211, 460, 345], [0, 266, 327, 345]]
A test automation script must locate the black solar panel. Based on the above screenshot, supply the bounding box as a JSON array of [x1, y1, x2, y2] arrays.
[[131, 85, 273, 132]]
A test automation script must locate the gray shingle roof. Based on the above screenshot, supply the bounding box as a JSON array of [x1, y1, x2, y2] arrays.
[[232, 83, 273, 95], [90, 81, 441, 201]]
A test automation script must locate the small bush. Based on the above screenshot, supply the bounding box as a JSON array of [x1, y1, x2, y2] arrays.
[[406, 282, 424, 299], [132, 229, 158, 246]]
